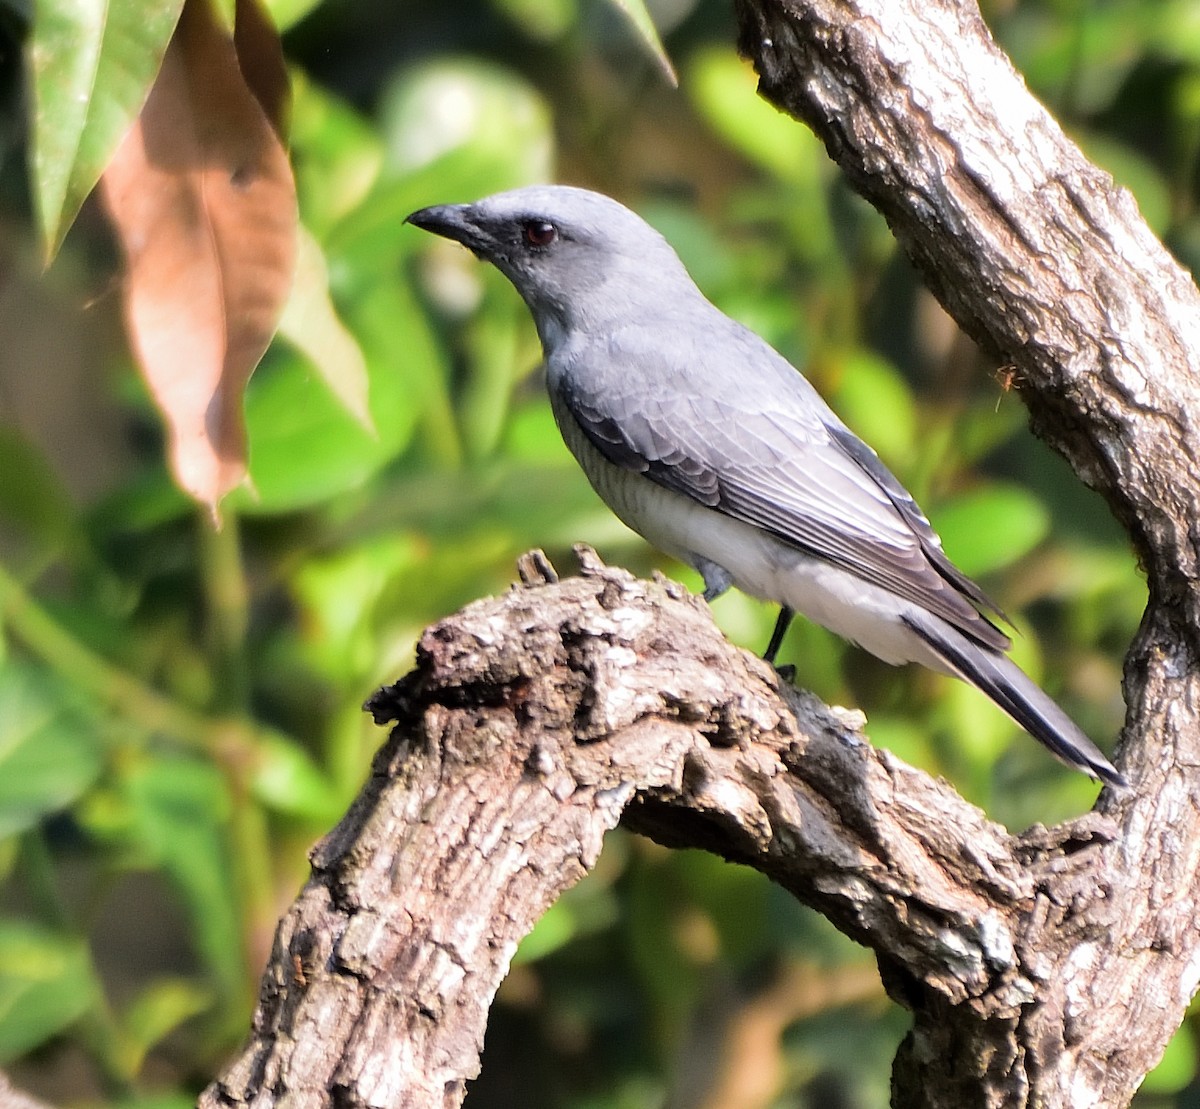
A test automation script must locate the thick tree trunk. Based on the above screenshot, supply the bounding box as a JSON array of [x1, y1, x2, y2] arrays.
[[202, 1, 1200, 1106], [733, 0, 1200, 1104]]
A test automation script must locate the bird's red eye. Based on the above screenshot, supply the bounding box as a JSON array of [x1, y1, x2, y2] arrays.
[[523, 220, 557, 247]]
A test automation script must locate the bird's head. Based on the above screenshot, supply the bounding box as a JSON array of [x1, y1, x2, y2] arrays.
[[406, 185, 694, 345]]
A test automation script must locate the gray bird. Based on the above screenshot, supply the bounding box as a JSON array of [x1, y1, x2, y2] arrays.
[[407, 185, 1124, 787]]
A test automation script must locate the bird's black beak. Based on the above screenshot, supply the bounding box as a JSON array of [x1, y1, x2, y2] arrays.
[[405, 203, 492, 255]]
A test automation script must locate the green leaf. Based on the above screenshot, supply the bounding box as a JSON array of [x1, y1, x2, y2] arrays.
[[119, 977, 212, 1073], [604, 0, 675, 85], [515, 854, 620, 964], [935, 619, 1048, 791], [688, 47, 820, 183], [263, 0, 320, 31], [290, 533, 422, 682], [124, 757, 243, 1002], [278, 225, 374, 433], [0, 918, 97, 1060], [250, 734, 340, 820], [29, 0, 185, 260], [826, 349, 918, 472], [460, 285, 527, 461], [228, 293, 419, 513], [490, 0, 576, 41], [289, 72, 382, 237], [930, 484, 1052, 579], [0, 662, 104, 839], [0, 426, 77, 551], [514, 900, 578, 964], [377, 58, 554, 182]]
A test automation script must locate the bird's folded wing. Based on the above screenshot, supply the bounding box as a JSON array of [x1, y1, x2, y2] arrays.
[[560, 361, 1010, 652]]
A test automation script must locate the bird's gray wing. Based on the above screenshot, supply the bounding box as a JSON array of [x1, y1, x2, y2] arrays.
[[558, 342, 1010, 652]]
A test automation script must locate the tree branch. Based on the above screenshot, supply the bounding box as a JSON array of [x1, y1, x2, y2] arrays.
[[203, 1, 1200, 1105], [731, 0, 1200, 1102], [202, 549, 1064, 1108]]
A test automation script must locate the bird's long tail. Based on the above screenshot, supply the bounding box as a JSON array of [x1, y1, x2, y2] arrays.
[[901, 611, 1126, 787]]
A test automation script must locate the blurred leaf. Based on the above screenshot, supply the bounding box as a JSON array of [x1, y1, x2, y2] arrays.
[[328, 145, 541, 276], [124, 756, 243, 1001], [86, 467, 195, 536], [826, 348, 917, 471], [688, 47, 819, 183], [674, 850, 768, 967], [626, 853, 702, 1031], [262, 0, 319, 30], [0, 426, 76, 550], [1003, 4, 1149, 115], [931, 484, 1051, 579], [378, 58, 553, 182], [278, 225, 374, 432], [604, 0, 675, 84], [234, 349, 380, 512], [290, 72, 382, 235], [119, 976, 212, 1073], [514, 855, 622, 965], [1153, 0, 1200, 64], [0, 919, 97, 1061], [501, 399, 577, 464], [951, 394, 1027, 467], [291, 533, 421, 682], [492, 0, 576, 41], [461, 286, 526, 461], [107, 1098, 198, 1109], [0, 662, 104, 839], [29, 0, 184, 259], [229, 280, 422, 513], [99, 0, 296, 513], [514, 900, 578, 964], [1141, 1018, 1196, 1094], [250, 733, 340, 819], [639, 200, 738, 292], [938, 668, 1020, 786], [936, 618, 1050, 794], [862, 715, 936, 777], [355, 275, 460, 467]]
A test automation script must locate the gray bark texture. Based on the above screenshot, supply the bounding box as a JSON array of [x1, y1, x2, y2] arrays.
[[201, 0, 1200, 1106]]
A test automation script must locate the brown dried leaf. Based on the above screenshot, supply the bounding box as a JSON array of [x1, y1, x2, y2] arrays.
[[233, 0, 290, 140], [100, 0, 297, 514]]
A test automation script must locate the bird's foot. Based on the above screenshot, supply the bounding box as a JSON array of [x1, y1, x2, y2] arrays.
[[695, 557, 733, 604]]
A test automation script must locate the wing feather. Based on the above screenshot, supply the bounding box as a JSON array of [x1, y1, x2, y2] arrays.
[[555, 325, 1010, 651]]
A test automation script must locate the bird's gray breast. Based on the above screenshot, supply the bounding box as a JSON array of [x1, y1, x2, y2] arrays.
[[547, 379, 699, 562]]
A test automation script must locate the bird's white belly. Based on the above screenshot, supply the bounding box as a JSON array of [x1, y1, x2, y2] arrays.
[[552, 394, 936, 668]]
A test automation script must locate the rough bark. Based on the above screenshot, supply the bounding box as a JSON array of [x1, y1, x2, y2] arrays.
[[201, 550, 1046, 1109], [733, 0, 1200, 1104], [202, 1, 1200, 1107]]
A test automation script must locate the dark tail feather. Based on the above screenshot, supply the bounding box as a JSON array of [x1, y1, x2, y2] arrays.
[[902, 612, 1126, 788]]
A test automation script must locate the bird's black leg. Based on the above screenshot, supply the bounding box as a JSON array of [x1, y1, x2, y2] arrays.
[[763, 606, 794, 665], [694, 557, 733, 603]]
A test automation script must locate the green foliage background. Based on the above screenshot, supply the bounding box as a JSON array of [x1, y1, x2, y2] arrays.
[[0, 0, 1193, 1104]]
